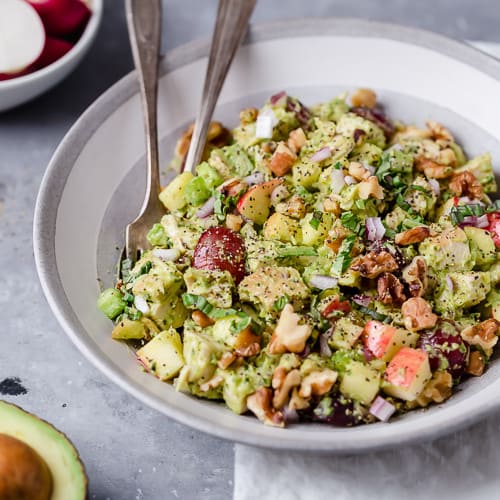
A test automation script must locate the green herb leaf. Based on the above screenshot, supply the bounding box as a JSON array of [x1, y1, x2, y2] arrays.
[[309, 210, 323, 230], [331, 235, 356, 276], [354, 304, 389, 322], [273, 295, 289, 312], [340, 211, 365, 236], [229, 314, 252, 334], [278, 246, 318, 257]]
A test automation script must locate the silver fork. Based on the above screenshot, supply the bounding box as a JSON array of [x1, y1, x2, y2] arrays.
[[124, 0, 255, 264]]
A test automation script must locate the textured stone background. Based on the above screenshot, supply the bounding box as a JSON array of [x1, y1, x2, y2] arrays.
[[0, 1, 499, 499]]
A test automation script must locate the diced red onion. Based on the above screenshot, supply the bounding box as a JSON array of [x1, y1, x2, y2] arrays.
[[310, 147, 332, 163], [446, 275, 454, 292], [363, 163, 376, 175], [365, 217, 386, 241], [270, 184, 289, 205], [282, 405, 299, 423], [344, 175, 357, 186], [369, 396, 396, 422], [243, 172, 265, 185], [152, 248, 180, 262], [460, 214, 489, 229], [319, 332, 332, 357], [196, 196, 215, 218], [270, 90, 287, 106], [134, 295, 149, 314], [428, 178, 440, 196], [391, 143, 403, 151], [353, 294, 372, 307], [309, 274, 339, 290]]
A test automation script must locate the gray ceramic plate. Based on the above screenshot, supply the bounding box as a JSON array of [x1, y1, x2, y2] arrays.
[[34, 18, 500, 453]]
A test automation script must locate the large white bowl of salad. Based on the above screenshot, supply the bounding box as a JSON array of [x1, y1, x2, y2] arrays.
[[35, 18, 500, 452]]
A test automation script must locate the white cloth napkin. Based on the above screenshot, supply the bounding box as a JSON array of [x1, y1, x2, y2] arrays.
[[234, 41, 500, 500]]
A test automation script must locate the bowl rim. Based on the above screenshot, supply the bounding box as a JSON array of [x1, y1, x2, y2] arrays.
[[0, 0, 103, 89], [33, 17, 500, 453]]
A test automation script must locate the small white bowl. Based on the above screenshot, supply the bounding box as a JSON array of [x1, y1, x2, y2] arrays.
[[0, 0, 103, 112]]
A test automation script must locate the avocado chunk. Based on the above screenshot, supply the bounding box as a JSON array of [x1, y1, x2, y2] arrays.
[[97, 288, 125, 320], [184, 267, 235, 309], [419, 227, 473, 271], [434, 271, 491, 315], [0, 401, 87, 500], [137, 328, 185, 381], [464, 226, 496, 269], [238, 266, 310, 313]]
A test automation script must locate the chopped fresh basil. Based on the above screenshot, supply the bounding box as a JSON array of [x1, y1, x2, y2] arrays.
[[331, 235, 356, 275]]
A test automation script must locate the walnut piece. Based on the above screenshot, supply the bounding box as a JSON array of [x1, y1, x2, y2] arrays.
[[395, 226, 431, 246], [348, 161, 372, 181], [358, 176, 384, 200], [402, 256, 428, 298], [426, 120, 454, 142], [414, 371, 453, 407], [449, 171, 483, 200], [414, 157, 453, 179], [269, 142, 297, 176], [461, 319, 499, 357], [218, 352, 237, 370], [287, 128, 307, 154], [268, 304, 313, 354], [351, 88, 377, 108], [402, 297, 438, 331], [247, 388, 284, 427], [239, 107, 258, 125], [199, 374, 224, 393], [225, 214, 243, 232], [322, 196, 341, 215], [466, 351, 486, 376], [191, 310, 215, 328], [298, 370, 338, 398], [392, 126, 432, 142], [272, 368, 301, 409], [377, 272, 406, 305], [351, 250, 399, 279], [175, 121, 229, 160], [276, 195, 306, 219], [289, 387, 310, 410], [235, 342, 261, 358]]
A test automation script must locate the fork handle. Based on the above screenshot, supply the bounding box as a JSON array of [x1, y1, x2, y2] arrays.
[[183, 0, 256, 174], [125, 0, 162, 206]]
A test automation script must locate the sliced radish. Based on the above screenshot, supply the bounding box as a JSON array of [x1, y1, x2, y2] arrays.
[[33, 36, 74, 70], [26, 0, 91, 37], [0, 0, 46, 76]]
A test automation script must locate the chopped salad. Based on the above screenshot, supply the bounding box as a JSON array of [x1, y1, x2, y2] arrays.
[[98, 88, 500, 427]]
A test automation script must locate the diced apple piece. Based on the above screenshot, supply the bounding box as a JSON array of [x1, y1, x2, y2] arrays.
[[363, 320, 418, 362], [340, 361, 380, 405], [329, 317, 363, 350], [27, 0, 91, 37], [383, 347, 432, 401], [236, 179, 283, 225], [136, 328, 185, 381], [300, 212, 332, 246], [263, 212, 298, 242], [0, 0, 45, 75], [159, 172, 194, 212]]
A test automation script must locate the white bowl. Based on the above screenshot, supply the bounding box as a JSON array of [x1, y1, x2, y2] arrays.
[[0, 0, 103, 112], [34, 19, 500, 453]]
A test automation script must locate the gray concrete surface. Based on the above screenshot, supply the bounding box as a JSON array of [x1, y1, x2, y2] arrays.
[[0, 1, 499, 499]]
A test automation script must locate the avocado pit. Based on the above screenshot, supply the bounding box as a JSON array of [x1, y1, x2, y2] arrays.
[[0, 433, 53, 500]]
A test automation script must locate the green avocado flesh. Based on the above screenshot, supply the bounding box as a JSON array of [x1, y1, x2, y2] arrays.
[[0, 401, 87, 500]]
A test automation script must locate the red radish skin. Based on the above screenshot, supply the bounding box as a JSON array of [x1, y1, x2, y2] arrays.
[[193, 227, 246, 283], [33, 37, 74, 70], [26, 0, 91, 37], [0, 0, 46, 76]]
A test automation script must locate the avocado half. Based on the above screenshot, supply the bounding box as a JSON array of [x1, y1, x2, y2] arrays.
[[0, 400, 87, 499]]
